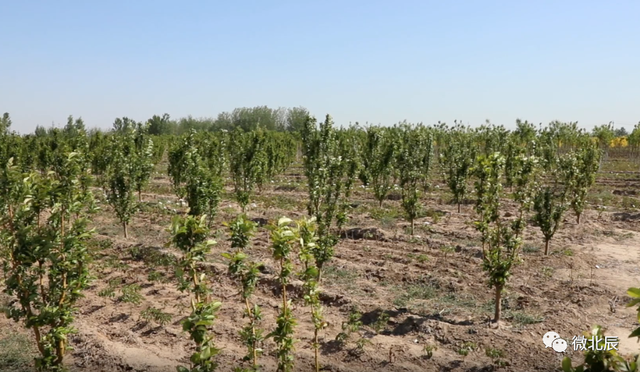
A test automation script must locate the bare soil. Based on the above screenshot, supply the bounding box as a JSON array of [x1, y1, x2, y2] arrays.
[[2, 165, 640, 372]]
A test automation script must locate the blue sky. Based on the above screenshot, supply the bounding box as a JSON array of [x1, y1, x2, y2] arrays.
[[1, 0, 639, 133]]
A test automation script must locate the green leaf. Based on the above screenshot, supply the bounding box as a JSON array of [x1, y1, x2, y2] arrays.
[[200, 346, 212, 360], [629, 327, 640, 339], [628, 287, 640, 299], [190, 352, 201, 364], [562, 357, 574, 372]]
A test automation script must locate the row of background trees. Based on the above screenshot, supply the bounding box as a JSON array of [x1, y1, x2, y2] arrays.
[[142, 106, 311, 134], [6, 108, 640, 146]]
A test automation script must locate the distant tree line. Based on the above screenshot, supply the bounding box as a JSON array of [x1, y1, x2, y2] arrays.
[[11, 109, 640, 149], [146, 106, 310, 135], [24, 106, 310, 136]]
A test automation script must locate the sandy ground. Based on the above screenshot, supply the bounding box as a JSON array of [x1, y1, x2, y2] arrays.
[[2, 166, 640, 372]]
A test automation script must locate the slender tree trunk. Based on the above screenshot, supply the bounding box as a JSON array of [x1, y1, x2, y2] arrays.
[[457, 202, 461, 213], [138, 189, 142, 202], [55, 341, 65, 367], [494, 284, 503, 322], [245, 298, 258, 369], [576, 212, 581, 224], [544, 239, 550, 255], [410, 219, 415, 236], [281, 258, 287, 309], [314, 328, 320, 372], [123, 222, 128, 238], [32, 326, 45, 357]]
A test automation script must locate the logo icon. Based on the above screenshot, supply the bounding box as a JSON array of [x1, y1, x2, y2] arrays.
[[552, 338, 568, 352], [543, 331, 567, 352]]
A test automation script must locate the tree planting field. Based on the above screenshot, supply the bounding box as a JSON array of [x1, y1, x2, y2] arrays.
[[2, 114, 640, 372]]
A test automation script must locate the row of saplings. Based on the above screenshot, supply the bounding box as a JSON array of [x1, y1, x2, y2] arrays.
[[0, 150, 334, 371], [171, 213, 330, 372], [0, 116, 354, 372], [0, 156, 345, 371], [469, 152, 640, 371], [2, 149, 640, 371]]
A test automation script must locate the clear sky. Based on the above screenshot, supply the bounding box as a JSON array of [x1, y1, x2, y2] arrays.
[[1, 0, 639, 133]]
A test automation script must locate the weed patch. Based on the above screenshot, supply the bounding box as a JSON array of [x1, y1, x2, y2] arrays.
[[0, 333, 38, 372], [393, 282, 439, 307]]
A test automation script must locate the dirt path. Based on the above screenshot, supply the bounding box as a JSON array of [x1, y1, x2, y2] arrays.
[[574, 230, 640, 356]]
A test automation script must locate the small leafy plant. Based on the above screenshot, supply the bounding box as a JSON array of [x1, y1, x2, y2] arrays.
[[395, 124, 433, 235], [120, 284, 144, 305], [359, 126, 396, 207], [457, 342, 477, 356], [533, 185, 567, 255], [228, 129, 267, 212], [296, 217, 326, 372], [140, 306, 173, 327], [147, 270, 167, 283], [474, 153, 523, 323], [1, 152, 97, 371], [222, 215, 264, 371], [565, 142, 601, 224], [300, 115, 357, 280], [103, 127, 140, 238], [372, 311, 389, 334], [335, 307, 363, 344], [97, 287, 116, 298], [266, 217, 299, 372], [423, 344, 437, 359], [440, 125, 476, 213], [169, 214, 222, 372], [168, 131, 223, 226]]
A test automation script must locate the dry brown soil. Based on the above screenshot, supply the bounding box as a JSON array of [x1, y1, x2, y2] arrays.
[[2, 165, 640, 372]]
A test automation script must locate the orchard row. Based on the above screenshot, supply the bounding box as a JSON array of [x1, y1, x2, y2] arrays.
[[1, 113, 639, 371]]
